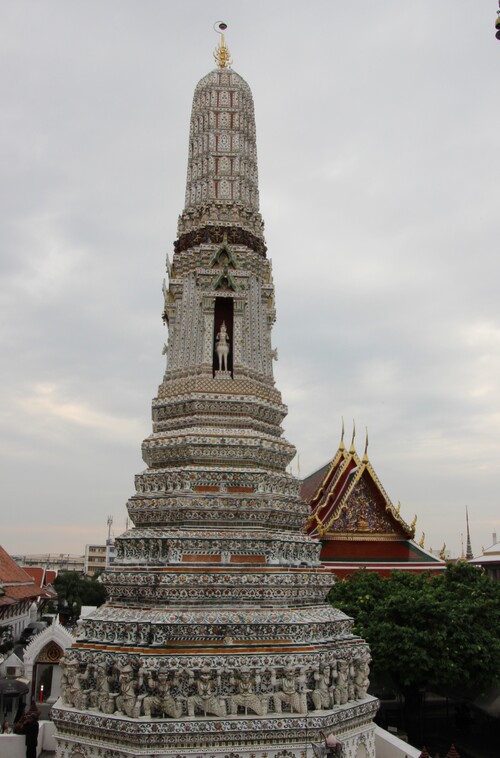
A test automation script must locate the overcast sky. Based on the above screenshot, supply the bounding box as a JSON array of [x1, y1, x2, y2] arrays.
[[1, 1, 499, 559]]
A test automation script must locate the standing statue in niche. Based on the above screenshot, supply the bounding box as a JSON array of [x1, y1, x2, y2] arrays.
[[215, 321, 230, 371]]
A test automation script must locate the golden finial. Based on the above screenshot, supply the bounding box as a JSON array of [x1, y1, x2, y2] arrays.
[[419, 532, 425, 548], [213, 21, 233, 68], [362, 427, 369, 463], [339, 417, 345, 450], [439, 543, 447, 560], [410, 514, 417, 532], [349, 420, 356, 453], [396, 501, 401, 514]]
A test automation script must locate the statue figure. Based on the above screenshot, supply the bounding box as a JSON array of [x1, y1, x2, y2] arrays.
[[230, 667, 267, 716], [215, 321, 230, 371], [353, 659, 370, 700], [115, 664, 143, 718], [312, 664, 332, 711], [143, 668, 182, 719], [271, 665, 308, 714], [60, 657, 87, 709], [187, 667, 226, 717], [90, 662, 114, 713], [333, 661, 349, 706]]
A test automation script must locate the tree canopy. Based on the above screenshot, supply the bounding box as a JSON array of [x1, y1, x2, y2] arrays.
[[329, 563, 500, 698], [54, 571, 107, 622]]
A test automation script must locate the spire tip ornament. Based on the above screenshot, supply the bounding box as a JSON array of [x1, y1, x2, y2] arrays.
[[349, 419, 356, 454], [362, 426, 369, 463], [213, 21, 233, 68]]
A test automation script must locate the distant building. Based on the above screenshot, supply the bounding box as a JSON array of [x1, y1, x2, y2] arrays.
[[84, 540, 115, 576], [302, 435, 445, 577], [0, 544, 43, 640], [15, 553, 85, 573], [469, 534, 500, 580]]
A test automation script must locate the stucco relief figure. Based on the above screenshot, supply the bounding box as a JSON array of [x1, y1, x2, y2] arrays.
[[333, 661, 349, 706], [61, 658, 89, 709], [230, 668, 267, 716], [187, 668, 226, 717], [271, 666, 308, 714], [312, 664, 332, 711], [90, 662, 114, 714], [215, 321, 230, 371], [115, 664, 143, 718], [143, 669, 182, 719], [353, 659, 370, 700]]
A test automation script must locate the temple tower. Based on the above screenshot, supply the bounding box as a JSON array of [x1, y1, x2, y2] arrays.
[[52, 31, 378, 758]]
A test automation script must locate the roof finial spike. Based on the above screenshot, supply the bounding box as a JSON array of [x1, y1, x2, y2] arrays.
[[339, 416, 345, 450], [465, 505, 473, 560], [349, 419, 356, 454], [362, 426, 369, 463], [213, 21, 233, 68]]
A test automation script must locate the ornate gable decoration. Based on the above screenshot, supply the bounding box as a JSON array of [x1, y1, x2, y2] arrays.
[[37, 640, 64, 664], [209, 238, 238, 269], [304, 438, 414, 541], [212, 266, 238, 292]]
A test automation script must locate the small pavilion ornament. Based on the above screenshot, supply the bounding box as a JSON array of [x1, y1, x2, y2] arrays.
[[52, 26, 378, 758]]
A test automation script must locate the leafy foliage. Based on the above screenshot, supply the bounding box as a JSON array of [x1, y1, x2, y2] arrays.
[[0, 624, 13, 654], [54, 571, 107, 621], [329, 563, 500, 696]]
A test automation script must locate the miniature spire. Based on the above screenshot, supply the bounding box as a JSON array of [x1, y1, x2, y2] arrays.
[[339, 417, 345, 450], [419, 532, 425, 549], [362, 427, 369, 463], [213, 21, 233, 68], [465, 506, 473, 559], [439, 543, 447, 560], [349, 420, 356, 454]]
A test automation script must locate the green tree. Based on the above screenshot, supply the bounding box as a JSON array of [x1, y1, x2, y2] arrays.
[[329, 563, 500, 741], [54, 572, 107, 623], [0, 624, 13, 654]]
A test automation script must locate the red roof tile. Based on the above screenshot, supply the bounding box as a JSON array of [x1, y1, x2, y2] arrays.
[[0, 545, 36, 584], [5, 584, 42, 600], [0, 545, 42, 607], [24, 567, 44, 587]]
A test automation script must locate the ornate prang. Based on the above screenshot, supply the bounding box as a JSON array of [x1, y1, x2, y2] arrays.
[[52, 32, 377, 758]]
